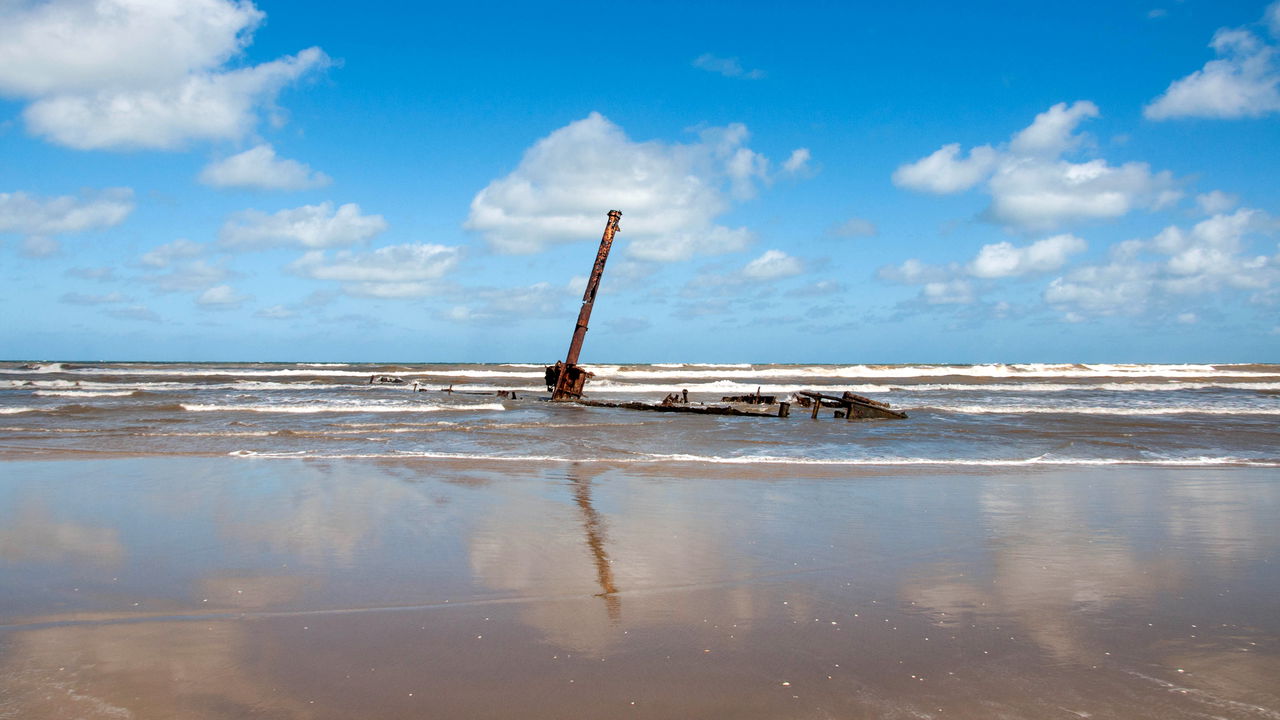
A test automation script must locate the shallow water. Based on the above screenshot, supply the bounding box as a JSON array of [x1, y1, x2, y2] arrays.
[[2, 361, 1278, 465], [0, 458, 1277, 719]]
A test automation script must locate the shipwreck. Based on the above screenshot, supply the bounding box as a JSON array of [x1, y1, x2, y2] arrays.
[[539, 210, 907, 422]]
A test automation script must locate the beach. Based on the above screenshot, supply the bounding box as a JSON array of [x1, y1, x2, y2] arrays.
[[1, 362, 1278, 718], [2, 458, 1278, 719]]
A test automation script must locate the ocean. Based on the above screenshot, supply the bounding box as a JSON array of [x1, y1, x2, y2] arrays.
[[3, 360, 1277, 465]]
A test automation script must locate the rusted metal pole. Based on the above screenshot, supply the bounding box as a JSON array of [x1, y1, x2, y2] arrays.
[[552, 210, 621, 401]]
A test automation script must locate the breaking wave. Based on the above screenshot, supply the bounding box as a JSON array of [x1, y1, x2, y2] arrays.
[[182, 402, 507, 414]]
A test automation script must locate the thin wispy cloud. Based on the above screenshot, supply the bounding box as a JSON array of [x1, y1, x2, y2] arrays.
[[692, 53, 765, 79]]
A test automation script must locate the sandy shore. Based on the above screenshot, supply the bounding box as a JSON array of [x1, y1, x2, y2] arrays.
[[1, 457, 1277, 718]]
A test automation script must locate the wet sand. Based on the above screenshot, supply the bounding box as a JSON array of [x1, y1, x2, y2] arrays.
[[1, 458, 1277, 719]]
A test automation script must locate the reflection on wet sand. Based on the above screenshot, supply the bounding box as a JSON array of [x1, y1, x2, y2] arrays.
[[0, 621, 308, 719], [0, 459, 1277, 719], [0, 502, 125, 566], [571, 469, 621, 622], [903, 472, 1280, 717]]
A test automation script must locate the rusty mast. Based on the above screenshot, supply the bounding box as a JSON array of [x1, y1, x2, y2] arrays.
[[550, 210, 621, 401]]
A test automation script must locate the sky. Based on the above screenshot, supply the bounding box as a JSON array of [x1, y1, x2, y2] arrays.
[[1, 0, 1279, 363]]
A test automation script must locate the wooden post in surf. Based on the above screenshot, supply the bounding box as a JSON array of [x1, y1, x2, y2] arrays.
[[551, 210, 622, 401]]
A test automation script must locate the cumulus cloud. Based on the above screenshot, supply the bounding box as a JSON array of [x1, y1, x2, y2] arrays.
[[968, 234, 1088, 278], [1009, 101, 1099, 156], [0, 188, 134, 236], [892, 143, 999, 193], [1196, 190, 1240, 215], [0, 0, 328, 150], [692, 53, 764, 79], [1045, 208, 1278, 317], [1146, 17, 1280, 120], [894, 101, 1179, 232], [881, 234, 1088, 305], [741, 249, 803, 280], [289, 243, 461, 298], [197, 284, 249, 308], [465, 112, 800, 261], [220, 202, 387, 250], [782, 148, 811, 174], [921, 279, 976, 305], [877, 258, 950, 285], [200, 144, 331, 190]]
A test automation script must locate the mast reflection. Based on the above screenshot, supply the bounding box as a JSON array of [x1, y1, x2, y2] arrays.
[[568, 468, 620, 623]]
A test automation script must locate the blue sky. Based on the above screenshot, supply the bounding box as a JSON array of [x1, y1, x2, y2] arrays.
[[2, 0, 1278, 363]]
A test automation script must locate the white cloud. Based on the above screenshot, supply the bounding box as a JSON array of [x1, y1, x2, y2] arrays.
[[968, 234, 1087, 278], [895, 101, 1179, 232], [878, 258, 950, 284], [830, 216, 878, 238], [1177, 312, 1198, 324], [881, 233, 1087, 307], [1269, 1, 1280, 36], [289, 243, 461, 298], [0, 0, 261, 95], [782, 148, 811, 174], [692, 53, 764, 79], [1196, 190, 1240, 215], [139, 238, 205, 268], [922, 279, 976, 305], [0, 188, 134, 236], [465, 112, 790, 261], [741, 249, 803, 280], [1045, 208, 1277, 317], [891, 143, 999, 194], [197, 284, 249, 307], [0, 0, 328, 149], [1145, 25, 1280, 120], [1009, 101, 1099, 156], [200, 144, 331, 190], [220, 202, 387, 250], [987, 156, 1178, 231]]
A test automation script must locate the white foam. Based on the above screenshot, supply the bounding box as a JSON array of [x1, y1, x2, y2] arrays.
[[225, 449, 1280, 467], [183, 402, 506, 414], [0, 407, 35, 414], [0, 363, 65, 374], [651, 363, 754, 369], [33, 390, 134, 397], [584, 363, 1280, 380], [917, 404, 1280, 415], [641, 453, 1280, 467]]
